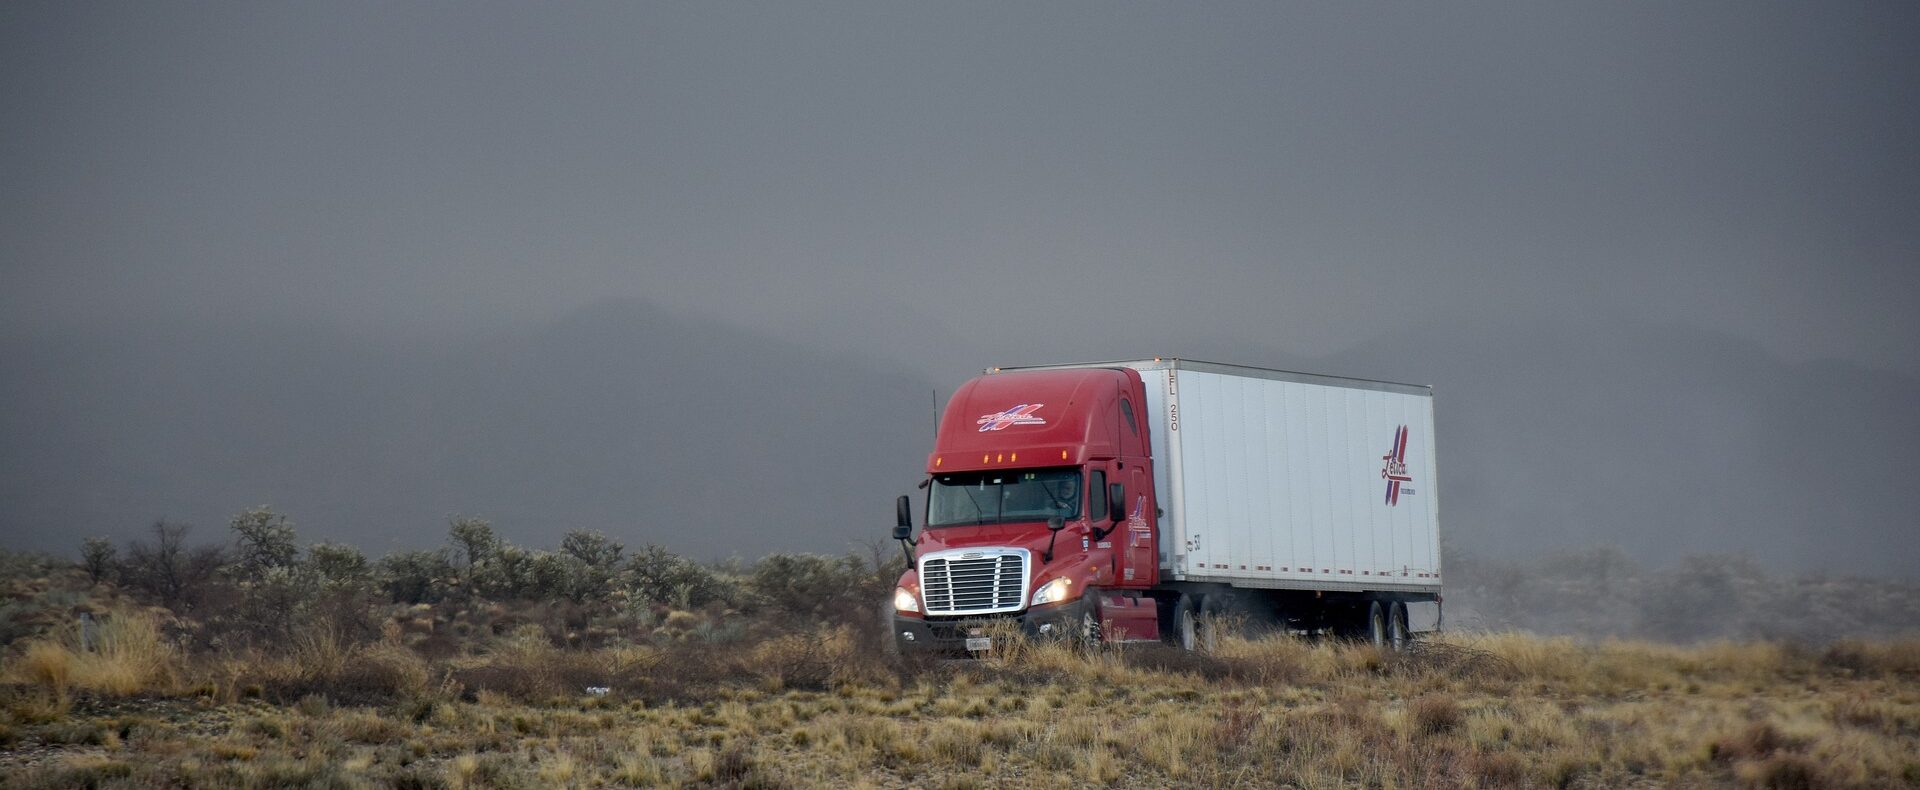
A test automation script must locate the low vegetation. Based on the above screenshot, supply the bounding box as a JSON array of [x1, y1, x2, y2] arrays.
[[1, 515, 1917, 787], [3, 625, 1916, 788]]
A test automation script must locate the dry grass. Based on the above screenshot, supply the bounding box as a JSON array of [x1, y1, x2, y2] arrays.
[[2, 630, 1917, 787]]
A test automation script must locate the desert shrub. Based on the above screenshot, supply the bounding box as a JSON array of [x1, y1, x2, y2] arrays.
[[80, 537, 119, 585], [378, 549, 455, 604], [448, 516, 501, 569], [212, 564, 309, 645], [227, 506, 298, 582], [560, 530, 623, 568], [204, 525, 384, 648], [469, 544, 535, 600], [559, 530, 623, 603], [121, 521, 226, 611], [747, 552, 878, 623], [626, 545, 737, 608], [521, 550, 576, 600], [307, 542, 371, 586]]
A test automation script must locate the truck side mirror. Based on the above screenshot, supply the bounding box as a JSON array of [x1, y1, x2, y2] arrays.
[[893, 494, 916, 568], [1043, 516, 1064, 562], [1108, 483, 1126, 523]]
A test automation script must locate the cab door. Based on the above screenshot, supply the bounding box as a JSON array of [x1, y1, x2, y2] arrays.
[[1118, 462, 1158, 587]]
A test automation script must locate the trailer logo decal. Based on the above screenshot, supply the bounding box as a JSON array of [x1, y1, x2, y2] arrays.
[[1381, 425, 1413, 505], [976, 404, 1046, 431]]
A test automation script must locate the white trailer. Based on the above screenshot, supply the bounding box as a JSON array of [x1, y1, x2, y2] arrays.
[[997, 359, 1444, 638]]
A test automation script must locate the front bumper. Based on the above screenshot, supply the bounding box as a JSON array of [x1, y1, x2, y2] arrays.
[[893, 597, 1093, 654]]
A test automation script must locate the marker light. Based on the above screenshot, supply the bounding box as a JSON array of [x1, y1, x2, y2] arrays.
[[1030, 577, 1075, 607], [1061, 449, 1068, 460], [893, 587, 920, 614]]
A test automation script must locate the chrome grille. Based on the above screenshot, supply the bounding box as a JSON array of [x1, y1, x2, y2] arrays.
[[920, 549, 1029, 615]]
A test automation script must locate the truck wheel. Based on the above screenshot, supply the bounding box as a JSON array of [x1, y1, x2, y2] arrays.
[[1364, 601, 1387, 649], [1388, 602, 1410, 652], [1076, 589, 1104, 650]]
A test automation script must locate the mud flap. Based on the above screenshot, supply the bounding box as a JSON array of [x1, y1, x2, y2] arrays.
[[1097, 593, 1160, 642]]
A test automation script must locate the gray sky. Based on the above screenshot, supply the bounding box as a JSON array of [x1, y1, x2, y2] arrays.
[[6, 2, 1915, 374], [3, 2, 1917, 571]]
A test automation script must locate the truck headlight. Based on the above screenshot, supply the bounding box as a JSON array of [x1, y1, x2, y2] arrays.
[[893, 586, 920, 614], [1030, 577, 1075, 607]]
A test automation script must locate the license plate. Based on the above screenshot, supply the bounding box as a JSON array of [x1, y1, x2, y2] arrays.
[[965, 637, 992, 652]]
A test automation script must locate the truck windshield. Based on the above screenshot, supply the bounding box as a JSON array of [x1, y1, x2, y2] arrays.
[[927, 468, 1082, 527]]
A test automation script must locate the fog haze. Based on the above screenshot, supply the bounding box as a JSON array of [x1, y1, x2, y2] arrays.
[[4, 3, 1917, 573]]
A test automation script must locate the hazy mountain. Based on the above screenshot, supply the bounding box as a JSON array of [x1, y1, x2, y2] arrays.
[[3, 306, 1914, 577]]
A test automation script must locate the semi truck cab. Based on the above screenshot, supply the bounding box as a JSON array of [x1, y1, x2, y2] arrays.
[[891, 366, 1167, 651]]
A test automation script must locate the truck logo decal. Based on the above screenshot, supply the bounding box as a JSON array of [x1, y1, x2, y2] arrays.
[[1381, 425, 1412, 505], [976, 404, 1046, 431], [1127, 495, 1149, 533]]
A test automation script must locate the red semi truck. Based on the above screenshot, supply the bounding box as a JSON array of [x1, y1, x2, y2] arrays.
[[889, 359, 1442, 653]]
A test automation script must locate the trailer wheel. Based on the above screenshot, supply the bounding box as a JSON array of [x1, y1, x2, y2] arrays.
[[1198, 595, 1227, 653], [1364, 601, 1387, 649], [1388, 602, 1410, 652], [1171, 596, 1200, 652]]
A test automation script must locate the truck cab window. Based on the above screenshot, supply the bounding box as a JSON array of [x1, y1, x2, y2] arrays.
[[1120, 399, 1138, 436], [1089, 470, 1108, 520], [927, 468, 1082, 527]]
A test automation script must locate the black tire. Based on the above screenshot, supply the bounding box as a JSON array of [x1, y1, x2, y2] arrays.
[[1364, 601, 1387, 649], [1388, 602, 1411, 652]]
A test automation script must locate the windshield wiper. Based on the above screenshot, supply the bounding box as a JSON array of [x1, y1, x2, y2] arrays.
[[961, 485, 996, 525]]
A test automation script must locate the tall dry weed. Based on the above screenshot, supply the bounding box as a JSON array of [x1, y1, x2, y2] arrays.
[[3, 609, 178, 695]]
